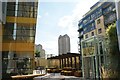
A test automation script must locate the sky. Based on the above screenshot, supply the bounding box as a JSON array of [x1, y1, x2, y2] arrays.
[[35, 0, 99, 55]]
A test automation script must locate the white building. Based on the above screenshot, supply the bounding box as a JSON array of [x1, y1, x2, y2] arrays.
[[58, 34, 70, 55]]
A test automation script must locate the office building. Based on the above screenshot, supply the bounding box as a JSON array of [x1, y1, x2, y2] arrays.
[[0, 1, 38, 79], [58, 34, 70, 55], [78, 1, 116, 79]]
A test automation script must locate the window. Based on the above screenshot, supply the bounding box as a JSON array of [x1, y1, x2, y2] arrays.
[[91, 32, 94, 36], [85, 34, 88, 39], [97, 19, 101, 24], [98, 28, 102, 34]]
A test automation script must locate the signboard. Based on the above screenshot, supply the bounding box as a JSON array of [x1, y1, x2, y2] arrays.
[[82, 47, 95, 56]]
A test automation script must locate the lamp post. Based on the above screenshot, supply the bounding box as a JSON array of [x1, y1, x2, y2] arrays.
[[115, 0, 120, 51]]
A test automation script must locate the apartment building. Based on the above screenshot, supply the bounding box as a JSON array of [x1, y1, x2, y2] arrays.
[[78, 1, 116, 79], [58, 34, 70, 55]]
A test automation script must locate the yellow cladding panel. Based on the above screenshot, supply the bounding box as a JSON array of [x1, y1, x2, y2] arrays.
[[83, 30, 97, 39], [95, 16, 106, 36], [6, 16, 37, 24], [2, 43, 34, 51]]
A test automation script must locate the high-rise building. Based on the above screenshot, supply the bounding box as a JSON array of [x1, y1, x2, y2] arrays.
[[0, 1, 38, 79], [58, 34, 70, 55]]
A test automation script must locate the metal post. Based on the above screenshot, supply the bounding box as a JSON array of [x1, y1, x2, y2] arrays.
[[115, 0, 120, 51], [0, 1, 2, 80], [81, 40, 85, 78], [94, 38, 99, 79]]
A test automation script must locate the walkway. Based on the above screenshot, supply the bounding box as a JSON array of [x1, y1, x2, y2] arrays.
[[34, 73, 83, 80]]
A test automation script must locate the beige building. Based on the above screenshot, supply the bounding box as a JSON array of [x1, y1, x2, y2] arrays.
[[78, 2, 117, 79], [35, 44, 47, 68], [84, 16, 106, 40]]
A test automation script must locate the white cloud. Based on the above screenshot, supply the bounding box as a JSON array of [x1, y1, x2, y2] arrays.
[[58, 16, 73, 28], [40, 36, 58, 55], [36, 0, 99, 55], [45, 12, 49, 16]]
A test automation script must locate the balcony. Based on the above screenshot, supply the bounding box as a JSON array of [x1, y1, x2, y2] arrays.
[[78, 33, 83, 39], [104, 13, 116, 25], [78, 27, 83, 32]]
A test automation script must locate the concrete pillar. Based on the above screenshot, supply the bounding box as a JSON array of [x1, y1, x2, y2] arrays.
[[70, 57, 72, 67], [64, 58, 66, 67], [62, 58, 64, 68], [79, 56, 81, 70], [67, 57, 69, 67], [59, 59, 61, 68], [74, 57, 77, 69]]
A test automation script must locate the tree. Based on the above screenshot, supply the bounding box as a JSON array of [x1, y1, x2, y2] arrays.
[[103, 23, 120, 79], [35, 50, 40, 57]]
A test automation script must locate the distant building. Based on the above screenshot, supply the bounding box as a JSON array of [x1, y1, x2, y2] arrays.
[[46, 54, 54, 58], [58, 34, 70, 55], [35, 44, 45, 58], [35, 44, 46, 68]]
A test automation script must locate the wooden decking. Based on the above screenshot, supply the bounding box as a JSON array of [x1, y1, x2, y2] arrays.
[[11, 74, 46, 80]]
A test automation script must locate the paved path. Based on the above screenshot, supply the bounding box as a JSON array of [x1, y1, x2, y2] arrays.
[[34, 73, 83, 80]]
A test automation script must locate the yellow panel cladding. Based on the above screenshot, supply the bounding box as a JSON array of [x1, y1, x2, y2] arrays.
[[2, 43, 34, 51], [6, 16, 37, 24], [83, 29, 97, 40], [95, 16, 106, 36]]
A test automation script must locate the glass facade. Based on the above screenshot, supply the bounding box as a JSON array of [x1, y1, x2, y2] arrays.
[[2, 2, 38, 77], [81, 36, 108, 78]]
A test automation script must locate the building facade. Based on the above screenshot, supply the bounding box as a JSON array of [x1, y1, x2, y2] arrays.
[[78, 1, 116, 79], [58, 34, 70, 55], [1, 1, 38, 79]]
